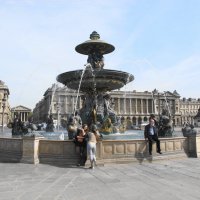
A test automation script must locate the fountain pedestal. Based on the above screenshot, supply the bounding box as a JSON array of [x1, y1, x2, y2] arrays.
[[21, 135, 44, 164], [187, 135, 200, 157]]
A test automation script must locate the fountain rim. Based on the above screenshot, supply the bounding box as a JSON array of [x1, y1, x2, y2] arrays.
[[57, 68, 134, 83], [75, 39, 115, 55], [56, 68, 134, 92]]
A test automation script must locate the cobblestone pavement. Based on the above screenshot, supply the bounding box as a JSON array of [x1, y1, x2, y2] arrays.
[[0, 158, 200, 200]]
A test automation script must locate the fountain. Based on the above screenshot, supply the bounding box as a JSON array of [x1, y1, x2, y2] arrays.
[[0, 32, 193, 166], [57, 31, 134, 134]]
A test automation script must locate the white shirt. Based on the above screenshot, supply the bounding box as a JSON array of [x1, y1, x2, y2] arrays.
[[149, 126, 154, 135]]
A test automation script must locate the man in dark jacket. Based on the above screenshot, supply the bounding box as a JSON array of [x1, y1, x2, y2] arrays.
[[144, 118, 162, 155]]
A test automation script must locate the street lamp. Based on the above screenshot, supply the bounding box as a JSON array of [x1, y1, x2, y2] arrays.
[[1, 92, 6, 133]]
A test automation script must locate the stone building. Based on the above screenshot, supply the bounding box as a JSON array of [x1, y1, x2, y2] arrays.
[[0, 80, 11, 127], [32, 84, 182, 126], [33, 84, 82, 126], [111, 89, 181, 126], [11, 105, 32, 122], [194, 108, 200, 127], [180, 98, 200, 126]]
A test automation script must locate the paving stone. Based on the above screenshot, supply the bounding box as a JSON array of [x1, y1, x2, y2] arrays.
[[0, 158, 200, 199]]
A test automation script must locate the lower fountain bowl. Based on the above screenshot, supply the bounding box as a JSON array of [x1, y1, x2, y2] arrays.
[[57, 69, 134, 92]]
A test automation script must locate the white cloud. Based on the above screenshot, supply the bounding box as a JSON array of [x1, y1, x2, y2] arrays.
[[0, 0, 200, 109], [121, 54, 200, 99]]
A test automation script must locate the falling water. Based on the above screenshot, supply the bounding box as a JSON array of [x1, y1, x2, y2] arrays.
[[126, 74, 131, 85], [73, 64, 88, 114], [48, 83, 58, 115], [123, 74, 132, 106]]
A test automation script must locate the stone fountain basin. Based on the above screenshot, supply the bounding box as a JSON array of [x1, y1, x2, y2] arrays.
[[57, 69, 134, 92]]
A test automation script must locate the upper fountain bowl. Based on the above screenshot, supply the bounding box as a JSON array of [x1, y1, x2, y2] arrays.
[[75, 31, 115, 55], [57, 69, 134, 92]]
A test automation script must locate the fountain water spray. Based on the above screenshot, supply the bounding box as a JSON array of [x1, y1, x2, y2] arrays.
[[57, 31, 134, 134]]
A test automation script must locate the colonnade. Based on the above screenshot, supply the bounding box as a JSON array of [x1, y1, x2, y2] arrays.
[[114, 98, 154, 115], [13, 112, 29, 122]]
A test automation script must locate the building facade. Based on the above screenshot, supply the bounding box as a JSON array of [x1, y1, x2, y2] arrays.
[[33, 84, 188, 127], [11, 105, 32, 122], [0, 80, 11, 127], [194, 108, 200, 127], [33, 84, 82, 126], [180, 98, 200, 126]]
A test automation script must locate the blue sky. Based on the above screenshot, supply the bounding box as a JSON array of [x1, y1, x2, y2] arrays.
[[0, 0, 200, 109]]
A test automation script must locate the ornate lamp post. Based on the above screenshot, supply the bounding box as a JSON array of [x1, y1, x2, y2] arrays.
[[1, 92, 6, 133]]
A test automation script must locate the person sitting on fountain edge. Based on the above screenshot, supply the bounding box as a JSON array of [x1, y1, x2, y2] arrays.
[[149, 114, 159, 128], [144, 117, 162, 156]]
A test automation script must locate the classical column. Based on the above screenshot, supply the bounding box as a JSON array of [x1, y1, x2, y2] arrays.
[[135, 99, 138, 114], [21, 112, 23, 121], [23, 112, 25, 122], [118, 98, 120, 114], [152, 99, 154, 113], [26, 112, 28, 121], [141, 99, 143, 114], [130, 98, 132, 114], [72, 96, 75, 112], [146, 99, 149, 114], [124, 98, 126, 114], [20, 112, 22, 121]]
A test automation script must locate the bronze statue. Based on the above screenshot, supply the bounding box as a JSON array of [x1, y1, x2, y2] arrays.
[[46, 115, 54, 132], [57, 31, 134, 135]]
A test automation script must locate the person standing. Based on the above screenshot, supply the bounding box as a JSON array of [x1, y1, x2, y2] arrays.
[[144, 118, 162, 155], [86, 124, 100, 169], [75, 124, 88, 166]]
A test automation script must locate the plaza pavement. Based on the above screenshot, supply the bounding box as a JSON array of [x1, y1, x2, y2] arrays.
[[0, 157, 200, 200]]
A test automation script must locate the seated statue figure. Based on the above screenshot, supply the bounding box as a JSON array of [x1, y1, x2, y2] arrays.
[[11, 117, 22, 135], [182, 124, 197, 137], [87, 52, 104, 69], [100, 117, 113, 134], [74, 111, 82, 129], [67, 116, 78, 140], [103, 93, 117, 124], [158, 109, 173, 137], [46, 115, 54, 132]]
